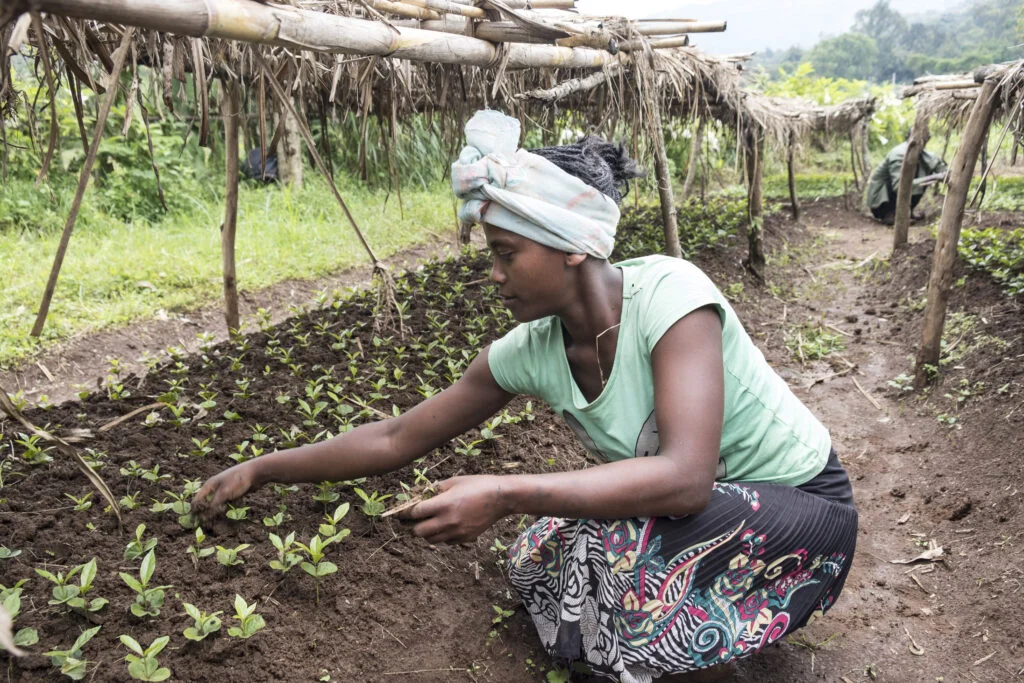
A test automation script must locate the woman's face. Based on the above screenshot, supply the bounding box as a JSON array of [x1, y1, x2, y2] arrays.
[[483, 224, 573, 323]]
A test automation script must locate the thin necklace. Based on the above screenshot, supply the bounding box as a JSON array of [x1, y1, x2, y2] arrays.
[[595, 322, 621, 388]]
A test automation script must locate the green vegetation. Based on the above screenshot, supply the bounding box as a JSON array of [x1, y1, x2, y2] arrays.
[[758, 0, 1022, 83], [960, 226, 1024, 296], [613, 199, 746, 261], [0, 63, 456, 368], [764, 173, 856, 200], [0, 177, 452, 367]]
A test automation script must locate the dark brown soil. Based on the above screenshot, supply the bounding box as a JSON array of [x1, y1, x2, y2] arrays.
[[2, 198, 1023, 682]]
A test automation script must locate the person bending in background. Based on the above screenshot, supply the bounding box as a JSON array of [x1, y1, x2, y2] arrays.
[[194, 110, 858, 682], [866, 138, 948, 224]]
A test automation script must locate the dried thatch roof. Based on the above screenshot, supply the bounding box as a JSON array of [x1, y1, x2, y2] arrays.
[[0, 0, 850, 155], [903, 61, 1024, 134]]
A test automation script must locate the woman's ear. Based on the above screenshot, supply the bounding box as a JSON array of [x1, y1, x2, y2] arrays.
[[564, 253, 587, 268]]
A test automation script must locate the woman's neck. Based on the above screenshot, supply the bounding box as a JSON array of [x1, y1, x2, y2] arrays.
[[558, 259, 623, 347]]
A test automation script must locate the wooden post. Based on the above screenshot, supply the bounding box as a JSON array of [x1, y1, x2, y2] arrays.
[[893, 111, 930, 250], [743, 127, 766, 279], [787, 130, 799, 221], [650, 104, 681, 258], [915, 78, 1000, 386], [31, 28, 134, 338], [859, 120, 870, 182], [221, 81, 241, 333], [680, 118, 704, 201], [848, 129, 861, 191], [1011, 136, 1019, 166], [279, 100, 304, 189]]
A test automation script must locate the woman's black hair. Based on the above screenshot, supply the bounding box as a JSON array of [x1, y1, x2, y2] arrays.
[[529, 136, 646, 206]]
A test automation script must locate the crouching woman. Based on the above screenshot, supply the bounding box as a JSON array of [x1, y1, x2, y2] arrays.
[[194, 110, 857, 682]]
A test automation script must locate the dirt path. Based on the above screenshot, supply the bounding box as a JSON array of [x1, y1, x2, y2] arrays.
[[730, 201, 1023, 682]]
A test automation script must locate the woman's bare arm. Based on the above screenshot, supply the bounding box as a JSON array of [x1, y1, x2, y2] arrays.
[[409, 307, 725, 542], [193, 347, 514, 513]]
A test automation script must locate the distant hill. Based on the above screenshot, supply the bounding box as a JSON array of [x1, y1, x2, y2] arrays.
[[750, 0, 1023, 82], [643, 0, 966, 55]]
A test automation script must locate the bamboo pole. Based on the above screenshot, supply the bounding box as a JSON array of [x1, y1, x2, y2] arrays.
[[744, 126, 766, 280], [404, 0, 485, 18], [221, 80, 241, 333], [35, 0, 616, 70], [31, 28, 135, 338], [618, 36, 689, 51], [366, 0, 441, 21], [787, 130, 799, 221], [627, 20, 727, 35], [914, 78, 1000, 386], [893, 110, 930, 250], [518, 60, 623, 101], [650, 105, 681, 259], [680, 118, 704, 200]]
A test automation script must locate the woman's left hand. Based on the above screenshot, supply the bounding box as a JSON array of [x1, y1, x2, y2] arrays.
[[405, 475, 510, 544]]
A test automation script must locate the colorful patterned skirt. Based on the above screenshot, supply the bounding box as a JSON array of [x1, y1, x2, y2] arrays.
[[507, 452, 858, 682]]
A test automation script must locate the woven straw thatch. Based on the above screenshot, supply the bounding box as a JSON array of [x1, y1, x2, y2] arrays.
[[903, 61, 1024, 136]]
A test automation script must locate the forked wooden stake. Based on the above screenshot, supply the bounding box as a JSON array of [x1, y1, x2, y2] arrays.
[[31, 27, 135, 338]]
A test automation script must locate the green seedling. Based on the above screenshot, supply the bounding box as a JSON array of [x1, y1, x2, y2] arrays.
[[182, 603, 222, 641], [227, 594, 266, 639], [125, 524, 158, 562], [1, 581, 39, 652], [0, 546, 21, 559], [119, 634, 171, 681], [44, 625, 101, 680], [353, 488, 391, 518], [263, 504, 287, 527], [141, 464, 170, 483], [64, 492, 93, 511], [453, 438, 482, 457], [119, 492, 142, 510], [150, 490, 195, 528], [318, 503, 352, 543], [215, 544, 250, 567], [313, 481, 340, 507], [225, 504, 249, 521], [35, 558, 108, 612], [297, 534, 338, 604], [269, 532, 303, 574], [479, 416, 503, 440], [189, 437, 214, 458], [119, 549, 171, 618], [186, 527, 216, 570], [15, 433, 54, 464]]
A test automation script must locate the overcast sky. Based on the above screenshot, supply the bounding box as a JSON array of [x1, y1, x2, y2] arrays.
[[574, 0, 968, 53]]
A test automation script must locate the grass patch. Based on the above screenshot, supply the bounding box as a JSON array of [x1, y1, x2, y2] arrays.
[[972, 175, 1024, 212], [764, 172, 856, 200], [0, 176, 453, 367]]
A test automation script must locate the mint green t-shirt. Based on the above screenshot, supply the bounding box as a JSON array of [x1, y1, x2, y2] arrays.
[[487, 255, 831, 486]]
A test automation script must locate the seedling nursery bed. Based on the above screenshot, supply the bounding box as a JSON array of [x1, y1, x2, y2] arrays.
[[1, 249, 589, 682]]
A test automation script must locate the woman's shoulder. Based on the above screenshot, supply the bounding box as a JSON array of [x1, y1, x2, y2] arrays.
[[617, 254, 717, 293]]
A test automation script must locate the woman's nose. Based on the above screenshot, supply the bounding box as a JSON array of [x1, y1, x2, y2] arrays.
[[490, 261, 505, 284]]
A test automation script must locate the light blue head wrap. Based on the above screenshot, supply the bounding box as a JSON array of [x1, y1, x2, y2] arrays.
[[451, 110, 620, 259]]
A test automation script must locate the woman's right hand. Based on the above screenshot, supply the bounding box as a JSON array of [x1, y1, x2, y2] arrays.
[[192, 462, 261, 518]]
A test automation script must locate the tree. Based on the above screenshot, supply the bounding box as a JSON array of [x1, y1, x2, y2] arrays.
[[853, 0, 908, 81], [807, 33, 878, 81]]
